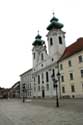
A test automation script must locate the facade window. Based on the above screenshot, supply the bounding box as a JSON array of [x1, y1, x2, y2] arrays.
[[46, 84, 49, 91], [60, 64, 63, 70], [33, 53, 35, 59], [62, 86, 65, 93], [59, 36, 62, 44], [70, 73, 74, 80], [68, 60, 72, 67], [34, 87, 36, 91], [46, 72, 49, 82], [38, 86, 40, 91], [71, 85, 75, 92], [52, 69, 55, 76], [29, 84, 31, 89], [80, 69, 83, 78], [82, 83, 83, 92], [50, 38, 53, 46], [34, 78, 35, 82], [61, 75, 64, 82], [52, 58, 54, 61], [41, 53, 44, 61], [38, 75, 40, 84], [78, 55, 83, 63], [41, 73, 44, 83]]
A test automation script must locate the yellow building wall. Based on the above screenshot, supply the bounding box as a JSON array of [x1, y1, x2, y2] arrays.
[[59, 50, 83, 98]]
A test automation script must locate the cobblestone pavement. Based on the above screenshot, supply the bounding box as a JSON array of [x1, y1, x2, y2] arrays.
[[0, 99, 83, 125]]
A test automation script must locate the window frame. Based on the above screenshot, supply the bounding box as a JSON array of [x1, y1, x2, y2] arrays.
[[59, 36, 62, 44], [62, 86, 65, 93], [50, 37, 53, 46], [78, 55, 83, 63], [80, 69, 83, 78], [69, 73, 74, 80], [46, 72, 49, 82], [71, 85, 75, 93], [68, 60, 72, 67]]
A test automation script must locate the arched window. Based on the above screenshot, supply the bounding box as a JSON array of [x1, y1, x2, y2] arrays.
[[52, 69, 55, 76], [38, 75, 40, 84], [41, 53, 44, 60], [33, 53, 35, 59], [50, 37, 53, 46], [59, 36, 62, 44]]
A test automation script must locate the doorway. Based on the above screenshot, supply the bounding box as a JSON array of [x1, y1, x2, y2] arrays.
[[42, 89, 45, 98]]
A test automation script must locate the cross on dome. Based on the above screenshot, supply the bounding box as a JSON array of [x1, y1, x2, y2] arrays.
[[53, 12, 55, 17]]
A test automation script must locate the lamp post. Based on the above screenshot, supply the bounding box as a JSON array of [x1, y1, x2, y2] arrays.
[[51, 73, 59, 107], [22, 83, 25, 103], [57, 71, 61, 98]]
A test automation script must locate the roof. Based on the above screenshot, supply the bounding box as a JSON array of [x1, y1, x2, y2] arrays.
[[32, 34, 45, 46], [47, 16, 64, 31], [59, 37, 83, 61], [20, 68, 32, 76], [11, 81, 20, 89]]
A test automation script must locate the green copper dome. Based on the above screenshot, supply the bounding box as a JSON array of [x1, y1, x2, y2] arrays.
[[47, 15, 64, 30], [32, 34, 45, 46]]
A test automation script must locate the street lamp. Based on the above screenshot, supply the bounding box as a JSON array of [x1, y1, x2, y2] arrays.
[[22, 83, 26, 103], [57, 71, 61, 98], [51, 73, 59, 107]]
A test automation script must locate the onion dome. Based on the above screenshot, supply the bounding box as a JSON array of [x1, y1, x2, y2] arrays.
[[47, 13, 64, 30], [32, 32, 45, 46]]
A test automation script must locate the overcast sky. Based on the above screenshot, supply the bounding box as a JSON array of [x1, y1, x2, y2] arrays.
[[0, 0, 83, 88]]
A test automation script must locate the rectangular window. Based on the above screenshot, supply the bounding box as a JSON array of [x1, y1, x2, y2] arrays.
[[46, 72, 49, 82], [82, 83, 83, 92], [61, 75, 64, 82], [80, 69, 83, 78], [38, 75, 40, 84], [71, 85, 75, 92], [70, 73, 74, 80], [60, 64, 63, 70], [78, 55, 83, 63], [62, 86, 65, 93], [68, 60, 72, 67]]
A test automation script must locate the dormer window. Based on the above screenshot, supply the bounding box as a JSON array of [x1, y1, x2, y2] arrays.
[[59, 36, 62, 44], [50, 37, 53, 46]]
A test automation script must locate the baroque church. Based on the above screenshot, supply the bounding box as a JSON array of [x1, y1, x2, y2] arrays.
[[20, 14, 83, 98]]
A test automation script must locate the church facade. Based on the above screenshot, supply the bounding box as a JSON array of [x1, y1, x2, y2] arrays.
[[20, 14, 83, 98]]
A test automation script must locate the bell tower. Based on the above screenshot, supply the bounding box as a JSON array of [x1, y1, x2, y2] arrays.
[[46, 13, 66, 61], [32, 32, 45, 68]]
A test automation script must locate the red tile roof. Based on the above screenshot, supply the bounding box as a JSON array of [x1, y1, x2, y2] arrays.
[[59, 37, 83, 61]]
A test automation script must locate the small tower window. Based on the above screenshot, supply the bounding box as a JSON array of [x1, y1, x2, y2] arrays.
[[59, 36, 62, 44], [50, 38, 53, 46], [41, 53, 44, 61], [33, 53, 35, 59]]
